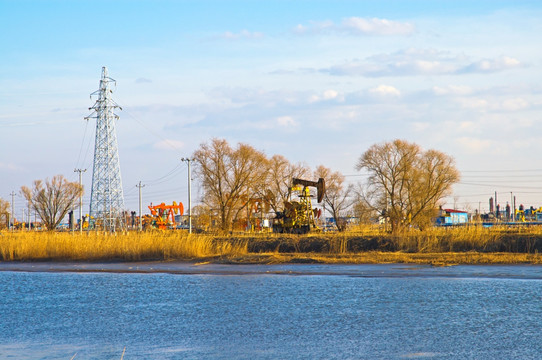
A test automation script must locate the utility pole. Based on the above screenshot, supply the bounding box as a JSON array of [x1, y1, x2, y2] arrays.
[[74, 169, 86, 233], [510, 191, 515, 221], [10, 191, 15, 231], [514, 195, 517, 221], [181, 158, 193, 234], [28, 200, 31, 231], [136, 181, 145, 231], [495, 191, 500, 221]]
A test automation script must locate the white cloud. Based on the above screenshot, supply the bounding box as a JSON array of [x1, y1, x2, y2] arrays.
[[433, 85, 473, 96], [369, 85, 401, 97], [458, 56, 522, 74], [309, 89, 342, 103], [457, 98, 489, 110], [500, 98, 529, 111], [319, 49, 523, 77], [0, 162, 25, 172], [276, 116, 297, 127], [294, 17, 414, 36], [455, 137, 493, 153], [308, 95, 320, 103], [293, 24, 308, 34], [370, 48, 457, 62], [323, 89, 339, 100], [455, 96, 529, 112], [458, 121, 476, 132], [321, 48, 457, 76], [341, 17, 415, 35], [208, 87, 346, 108], [153, 139, 184, 150]]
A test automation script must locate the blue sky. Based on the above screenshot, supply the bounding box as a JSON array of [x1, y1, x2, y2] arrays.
[[2, 0, 542, 218]]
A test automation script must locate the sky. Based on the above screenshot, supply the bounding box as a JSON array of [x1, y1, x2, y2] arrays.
[[1, 0, 542, 220]]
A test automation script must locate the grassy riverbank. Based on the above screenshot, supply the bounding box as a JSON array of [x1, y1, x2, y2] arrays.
[[0, 231, 247, 262], [1, 226, 542, 265]]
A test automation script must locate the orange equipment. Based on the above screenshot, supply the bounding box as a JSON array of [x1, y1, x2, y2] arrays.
[[147, 201, 184, 229]]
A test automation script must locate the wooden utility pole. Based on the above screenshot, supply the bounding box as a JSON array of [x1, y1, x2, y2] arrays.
[[181, 158, 193, 234], [74, 169, 86, 233], [10, 191, 15, 231], [136, 181, 145, 231]]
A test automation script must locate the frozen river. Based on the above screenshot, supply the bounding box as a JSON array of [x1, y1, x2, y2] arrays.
[[1, 262, 541, 359]]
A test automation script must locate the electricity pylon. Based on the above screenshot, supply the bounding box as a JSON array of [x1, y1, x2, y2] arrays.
[[85, 66, 126, 232]]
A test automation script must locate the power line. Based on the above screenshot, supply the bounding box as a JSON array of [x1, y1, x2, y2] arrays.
[[114, 95, 183, 152], [459, 182, 542, 190], [75, 120, 90, 170], [142, 162, 185, 185], [462, 169, 542, 173], [462, 174, 542, 179]]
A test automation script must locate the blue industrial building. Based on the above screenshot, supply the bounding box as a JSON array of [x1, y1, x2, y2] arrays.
[[435, 208, 469, 226]]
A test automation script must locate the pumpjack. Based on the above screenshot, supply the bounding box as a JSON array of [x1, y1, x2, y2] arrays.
[[272, 177, 325, 234], [145, 202, 184, 230]]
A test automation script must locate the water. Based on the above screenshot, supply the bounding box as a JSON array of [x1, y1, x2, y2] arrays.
[[1, 263, 541, 359]]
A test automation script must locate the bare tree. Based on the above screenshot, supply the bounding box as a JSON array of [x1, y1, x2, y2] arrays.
[[351, 184, 378, 224], [265, 154, 310, 213], [314, 165, 353, 231], [356, 139, 460, 233], [21, 175, 83, 231], [0, 198, 9, 229], [193, 138, 269, 232], [192, 204, 211, 231]]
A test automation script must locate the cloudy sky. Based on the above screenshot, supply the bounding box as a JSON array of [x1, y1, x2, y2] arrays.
[[1, 0, 542, 218]]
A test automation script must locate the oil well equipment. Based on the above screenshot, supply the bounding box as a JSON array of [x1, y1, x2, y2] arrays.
[[144, 202, 184, 230], [272, 177, 325, 234]]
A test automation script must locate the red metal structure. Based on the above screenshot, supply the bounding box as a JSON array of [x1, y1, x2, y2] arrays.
[[147, 202, 184, 229]]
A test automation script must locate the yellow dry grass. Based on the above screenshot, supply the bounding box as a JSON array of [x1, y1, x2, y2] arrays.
[[2, 225, 542, 264], [341, 224, 542, 253], [254, 251, 542, 266], [0, 231, 247, 261]]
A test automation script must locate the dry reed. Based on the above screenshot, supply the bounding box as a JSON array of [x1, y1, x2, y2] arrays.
[[340, 224, 542, 253], [0, 231, 247, 261], [2, 225, 542, 264], [252, 251, 542, 265]]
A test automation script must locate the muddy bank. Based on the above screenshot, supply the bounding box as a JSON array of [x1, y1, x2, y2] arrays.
[[214, 235, 394, 253], [216, 233, 542, 254], [2, 259, 542, 276]]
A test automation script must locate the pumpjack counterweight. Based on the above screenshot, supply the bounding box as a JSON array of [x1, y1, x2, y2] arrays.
[[86, 67, 126, 231]]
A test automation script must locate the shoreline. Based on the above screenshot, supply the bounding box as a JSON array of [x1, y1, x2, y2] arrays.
[[1, 251, 542, 271], [2, 256, 542, 280], [3, 231, 542, 266]]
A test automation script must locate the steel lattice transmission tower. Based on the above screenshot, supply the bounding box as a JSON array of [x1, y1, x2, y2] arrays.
[[85, 66, 126, 231]]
